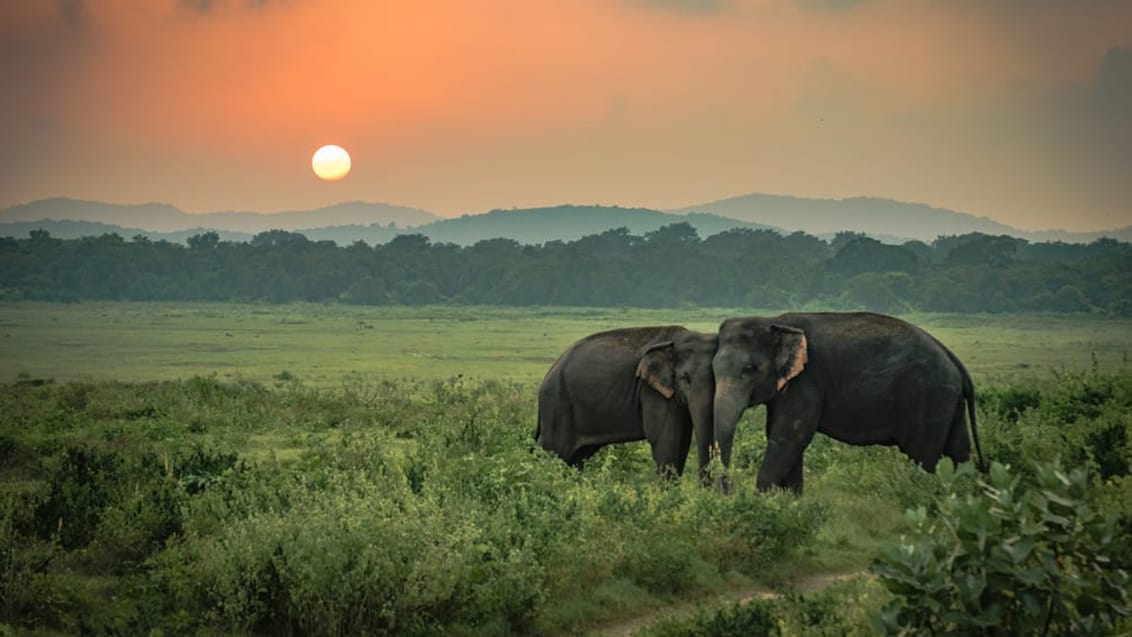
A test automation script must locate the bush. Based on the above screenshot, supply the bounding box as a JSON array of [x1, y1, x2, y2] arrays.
[[980, 370, 1132, 483], [156, 477, 546, 636], [638, 577, 886, 637], [981, 385, 1041, 423], [871, 459, 1131, 635], [23, 373, 1130, 635], [30, 445, 123, 550], [645, 598, 779, 637]]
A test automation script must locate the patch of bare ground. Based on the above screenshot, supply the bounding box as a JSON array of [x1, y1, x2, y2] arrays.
[[583, 570, 865, 637]]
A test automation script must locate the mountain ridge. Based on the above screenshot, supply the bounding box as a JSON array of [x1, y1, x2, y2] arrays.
[[0, 198, 438, 234], [2, 195, 1128, 245], [673, 193, 1129, 243]]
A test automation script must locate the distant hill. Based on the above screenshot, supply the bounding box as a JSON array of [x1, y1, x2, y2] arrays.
[[0, 198, 438, 234], [0, 203, 777, 246], [3, 195, 1129, 246], [676, 193, 1132, 244], [0, 220, 253, 244], [413, 206, 779, 246]]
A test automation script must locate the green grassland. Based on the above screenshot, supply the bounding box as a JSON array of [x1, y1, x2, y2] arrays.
[[2, 302, 1130, 386], [1, 302, 1130, 635]]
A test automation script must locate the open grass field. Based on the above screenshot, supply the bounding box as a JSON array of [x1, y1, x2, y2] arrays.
[[2, 302, 1130, 387]]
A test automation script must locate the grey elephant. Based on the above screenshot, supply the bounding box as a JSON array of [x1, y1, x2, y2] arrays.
[[711, 312, 985, 493], [535, 326, 717, 477]]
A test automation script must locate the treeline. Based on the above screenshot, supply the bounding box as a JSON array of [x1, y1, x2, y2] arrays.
[[2, 224, 1130, 314]]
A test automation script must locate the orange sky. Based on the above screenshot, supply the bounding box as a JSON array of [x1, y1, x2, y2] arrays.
[[2, 0, 1130, 230]]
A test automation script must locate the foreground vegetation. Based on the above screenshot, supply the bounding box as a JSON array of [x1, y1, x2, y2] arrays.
[[1, 304, 1129, 634], [2, 366, 1130, 635]]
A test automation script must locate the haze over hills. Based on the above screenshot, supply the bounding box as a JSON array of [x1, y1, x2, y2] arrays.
[[2, 195, 1129, 246], [676, 194, 1012, 238], [0, 220, 254, 245], [675, 193, 1132, 244], [0, 198, 437, 234], [0, 205, 776, 247], [416, 206, 778, 245]]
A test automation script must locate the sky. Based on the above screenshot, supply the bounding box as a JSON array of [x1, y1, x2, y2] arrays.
[[1, 0, 1130, 231]]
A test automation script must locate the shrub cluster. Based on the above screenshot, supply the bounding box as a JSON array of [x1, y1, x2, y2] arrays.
[[868, 368, 1132, 636], [2, 368, 1130, 634], [0, 376, 826, 635], [871, 460, 1130, 635], [616, 368, 1132, 635]]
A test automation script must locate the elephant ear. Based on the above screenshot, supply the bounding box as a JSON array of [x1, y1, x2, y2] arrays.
[[771, 325, 808, 393], [636, 341, 676, 399]]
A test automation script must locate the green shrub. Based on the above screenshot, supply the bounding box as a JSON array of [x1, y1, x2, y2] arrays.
[[638, 578, 886, 637], [870, 459, 1131, 636], [1093, 474, 1132, 570], [980, 385, 1041, 423], [174, 442, 244, 494], [0, 492, 69, 629], [645, 598, 779, 637], [30, 445, 123, 550], [980, 370, 1132, 484], [157, 481, 546, 636]]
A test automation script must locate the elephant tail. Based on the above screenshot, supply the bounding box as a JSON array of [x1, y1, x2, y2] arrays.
[[938, 338, 987, 472], [965, 374, 987, 473]]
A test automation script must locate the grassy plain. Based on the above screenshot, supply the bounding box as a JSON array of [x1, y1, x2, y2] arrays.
[[1, 301, 1130, 634], [2, 302, 1130, 387]]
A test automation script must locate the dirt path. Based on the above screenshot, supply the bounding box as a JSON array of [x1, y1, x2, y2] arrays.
[[587, 571, 864, 637]]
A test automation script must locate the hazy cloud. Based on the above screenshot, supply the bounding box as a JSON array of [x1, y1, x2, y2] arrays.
[[631, 0, 729, 14], [793, 58, 872, 118], [181, 0, 214, 11], [55, 0, 86, 27], [1029, 46, 1132, 227], [181, 0, 286, 12], [2, 0, 1129, 229], [795, 0, 865, 12], [1094, 47, 1132, 120]]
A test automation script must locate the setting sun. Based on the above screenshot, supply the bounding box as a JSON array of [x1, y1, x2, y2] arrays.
[[312, 145, 351, 181]]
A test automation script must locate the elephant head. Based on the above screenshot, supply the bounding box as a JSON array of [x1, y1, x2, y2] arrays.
[[636, 331, 718, 474], [712, 319, 808, 468]]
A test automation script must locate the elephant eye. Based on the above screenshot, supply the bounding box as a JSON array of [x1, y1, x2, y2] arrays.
[[741, 364, 758, 375], [679, 372, 692, 383]]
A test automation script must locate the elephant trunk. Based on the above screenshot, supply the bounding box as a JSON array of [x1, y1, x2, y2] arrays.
[[689, 391, 715, 481], [713, 384, 747, 473]]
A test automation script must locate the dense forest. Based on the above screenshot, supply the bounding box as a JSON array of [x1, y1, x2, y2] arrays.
[[2, 224, 1130, 314]]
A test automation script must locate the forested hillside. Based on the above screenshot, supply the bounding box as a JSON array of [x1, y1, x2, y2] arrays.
[[2, 224, 1130, 314]]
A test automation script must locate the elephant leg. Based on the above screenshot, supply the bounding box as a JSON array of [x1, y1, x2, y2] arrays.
[[781, 455, 804, 494], [653, 425, 692, 479], [695, 426, 713, 484], [641, 395, 693, 477], [567, 444, 602, 469], [757, 434, 810, 493], [756, 394, 819, 494], [673, 423, 693, 477]]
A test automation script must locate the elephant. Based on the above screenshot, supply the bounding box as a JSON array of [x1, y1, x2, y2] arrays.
[[535, 326, 718, 477], [711, 312, 985, 494]]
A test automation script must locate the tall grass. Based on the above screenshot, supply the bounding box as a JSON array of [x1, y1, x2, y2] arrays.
[[2, 366, 1129, 634], [1, 376, 828, 635]]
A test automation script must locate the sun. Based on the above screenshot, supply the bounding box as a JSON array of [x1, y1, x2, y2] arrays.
[[311, 144, 351, 181]]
